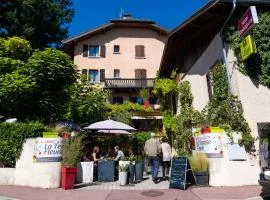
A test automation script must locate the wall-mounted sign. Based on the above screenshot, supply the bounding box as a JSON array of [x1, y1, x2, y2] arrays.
[[33, 138, 62, 162], [193, 132, 223, 158], [240, 35, 256, 61], [238, 6, 259, 37]]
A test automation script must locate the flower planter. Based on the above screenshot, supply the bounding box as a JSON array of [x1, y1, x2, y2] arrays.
[[144, 100, 150, 108], [119, 172, 128, 185], [61, 167, 77, 190], [98, 160, 115, 182], [76, 162, 94, 183], [194, 172, 209, 185], [135, 161, 144, 181], [128, 164, 135, 184], [119, 161, 130, 181]]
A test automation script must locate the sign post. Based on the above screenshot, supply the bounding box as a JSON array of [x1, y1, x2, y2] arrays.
[[238, 6, 259, 37], [239, 35, 256, 61]]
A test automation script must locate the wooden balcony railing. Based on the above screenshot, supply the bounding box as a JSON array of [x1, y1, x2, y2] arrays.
[[105, 78, 155, 89]]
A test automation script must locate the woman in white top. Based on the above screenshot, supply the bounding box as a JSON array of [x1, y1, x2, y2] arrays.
[[161, 137, 172, 179]]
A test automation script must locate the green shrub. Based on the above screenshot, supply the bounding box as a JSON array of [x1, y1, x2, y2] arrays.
[[61, 136, 83, 168], [0, 122, 46, 167], [108, 102, 153, 113], [189, 153, 209, 173]]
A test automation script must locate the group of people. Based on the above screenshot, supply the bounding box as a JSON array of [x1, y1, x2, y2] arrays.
[[144, 133, 172, 184], [84, 132, 172, 184], [85, 145, 125, 162]]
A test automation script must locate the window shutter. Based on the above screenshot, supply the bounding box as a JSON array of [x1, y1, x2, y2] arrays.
[[82, 69, 87, 75], [100, 45, 106, 57], [141, 45, 145, 57], [135, 45, 140, 57], [135, 45, 145, 58], [100, 69, 105, 82], [82, 45, 88, 57]]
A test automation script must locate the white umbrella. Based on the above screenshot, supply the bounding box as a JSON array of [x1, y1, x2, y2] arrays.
[[84, 119, 136, 131], [97, 129, 131, 135]]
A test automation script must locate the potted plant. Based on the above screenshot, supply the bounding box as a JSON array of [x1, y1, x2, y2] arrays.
[[135, 155, 145, 182], [139, 88, 150, 108], [126, 155, 136, 184], [189, 153, 209, 186], [61, 136, 83, 190], [119, 163, 129, 186]]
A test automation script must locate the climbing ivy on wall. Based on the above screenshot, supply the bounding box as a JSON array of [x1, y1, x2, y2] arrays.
[[223, 10, 270, 88], [203, 64, 255, 153], [174, 81, 204, 156], [153, 71, 178, 111]]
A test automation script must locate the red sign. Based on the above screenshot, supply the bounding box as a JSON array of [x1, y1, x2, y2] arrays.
[[238, 6, 259, 37]]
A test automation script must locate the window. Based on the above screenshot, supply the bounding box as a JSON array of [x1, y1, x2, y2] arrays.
[[114, 69, 120, 78], [130, 97, 137, 103], [89, 70, 99, 82], [89, 45, 99, 57], [135, 45, 145, 58], [206, 73, 213, 100], [113, 97, 123, 104], [82, 45, 88, 57], [113, 45, 120, 53], [100, 69, 105, 82]]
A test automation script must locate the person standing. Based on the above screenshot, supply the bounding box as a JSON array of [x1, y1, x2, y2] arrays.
[[144, 132, 161, 184], [114, 146, 125, 161], [161, 137, 172, 180]]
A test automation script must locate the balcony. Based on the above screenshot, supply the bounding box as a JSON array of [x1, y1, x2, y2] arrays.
[[105, 78, 155, 89]]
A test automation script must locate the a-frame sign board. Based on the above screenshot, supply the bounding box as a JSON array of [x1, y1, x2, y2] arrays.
[[169, 156, 196, 190]]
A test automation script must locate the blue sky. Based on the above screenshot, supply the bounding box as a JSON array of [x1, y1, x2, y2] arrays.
[[68, 0, 208, 37]]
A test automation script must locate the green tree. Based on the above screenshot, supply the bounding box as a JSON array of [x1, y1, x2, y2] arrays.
[[0, 37, 76, 120], [65, 76, 109, 125], [0, 0, 74, 48]]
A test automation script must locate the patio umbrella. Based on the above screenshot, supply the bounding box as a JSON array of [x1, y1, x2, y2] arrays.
[[97, 129, 131, 135], [84, 119, 136, 131]]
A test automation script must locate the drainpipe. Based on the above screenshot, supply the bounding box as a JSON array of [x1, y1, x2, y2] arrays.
[[220, 0, 237, 95]]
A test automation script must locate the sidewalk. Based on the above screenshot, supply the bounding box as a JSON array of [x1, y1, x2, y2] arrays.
[[0, 185, 266, 200]]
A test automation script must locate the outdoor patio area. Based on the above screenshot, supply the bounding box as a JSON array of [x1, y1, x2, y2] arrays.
[[78, 169, 169, 190]]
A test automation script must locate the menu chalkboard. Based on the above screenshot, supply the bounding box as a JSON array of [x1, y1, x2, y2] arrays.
[[169, 156, 195, 190]]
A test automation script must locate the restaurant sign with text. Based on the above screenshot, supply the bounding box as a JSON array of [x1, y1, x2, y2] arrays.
[[33, 138, 62, 162], [240, 35, 256, 61], [238, 6, 259, 37]]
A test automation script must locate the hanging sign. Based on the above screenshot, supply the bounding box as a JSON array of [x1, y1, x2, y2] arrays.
[[238, 6, 259, 37], [33, 138, 62, 162], [240, 35, 256, 61]]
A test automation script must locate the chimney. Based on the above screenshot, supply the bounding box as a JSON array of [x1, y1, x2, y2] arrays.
[[122, 13, 132, 20]]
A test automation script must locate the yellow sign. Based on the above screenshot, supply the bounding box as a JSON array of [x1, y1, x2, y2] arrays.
[[240, 35, 256, 61]]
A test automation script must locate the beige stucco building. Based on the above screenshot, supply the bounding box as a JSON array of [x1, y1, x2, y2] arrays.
[[63, 15, 168, 104], [160, 0, 270, 186]]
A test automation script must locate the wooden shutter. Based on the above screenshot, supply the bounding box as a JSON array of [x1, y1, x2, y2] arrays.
[[82, 69, 87, 75], [82, 45, 88, 57], [135, 69, 147, 79], [100, 45, 106, 58], [135, 45, 145, 58], [100, 69, 105, 82]]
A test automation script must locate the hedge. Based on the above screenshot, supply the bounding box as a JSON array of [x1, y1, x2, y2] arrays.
[[0, 122, 46, 167]]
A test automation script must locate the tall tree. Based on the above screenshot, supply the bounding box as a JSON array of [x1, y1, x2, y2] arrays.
[[0, 37, 77, 120], [0, 0, 74, 49]]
